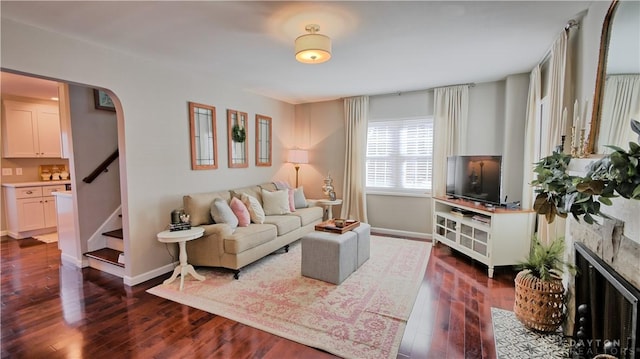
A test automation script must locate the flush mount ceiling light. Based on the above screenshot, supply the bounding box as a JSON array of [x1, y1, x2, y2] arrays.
[[295, 24, 331, 64]]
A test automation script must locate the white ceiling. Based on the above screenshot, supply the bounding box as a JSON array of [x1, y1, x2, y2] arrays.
[[1, 1, 593, 104]]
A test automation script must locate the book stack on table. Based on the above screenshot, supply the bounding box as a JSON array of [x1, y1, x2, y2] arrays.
[[169, 222, 191, 231], [450, 208, 474, 217], [471, 215, 491, 225]]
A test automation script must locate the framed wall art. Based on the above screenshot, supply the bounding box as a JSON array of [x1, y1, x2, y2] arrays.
[[93, 89, 116, 111]]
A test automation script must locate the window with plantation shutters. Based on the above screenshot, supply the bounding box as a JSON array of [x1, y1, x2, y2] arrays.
[[366, 117, 433, 193]]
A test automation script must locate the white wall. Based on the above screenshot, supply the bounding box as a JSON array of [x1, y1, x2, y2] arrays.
[[295, 82, 529, 238], [1, 19, 295, 285], [576, 1, 611, 105], [68, 85, 120, 252], [467, 82, 505, 155], [369, 91, 434, 237], [293, 100, 345, 203], [502, 73, 530, 204]]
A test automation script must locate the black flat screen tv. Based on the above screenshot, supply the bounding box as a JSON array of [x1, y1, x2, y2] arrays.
[[446, 155, 503, 206]]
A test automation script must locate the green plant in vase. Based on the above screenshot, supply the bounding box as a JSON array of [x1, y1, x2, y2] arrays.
[[514, 236, 576, 332], [581, 142, 640, 201], [517, 236, 575, 281], [531, 151, 601, 224], [531, 141, 640, 224]]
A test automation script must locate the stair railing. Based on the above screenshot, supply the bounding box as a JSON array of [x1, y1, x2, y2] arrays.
[[83, 149, 119, 183]]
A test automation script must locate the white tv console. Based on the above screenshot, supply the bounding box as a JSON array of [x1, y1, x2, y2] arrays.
[[432, 196, 535, 278]]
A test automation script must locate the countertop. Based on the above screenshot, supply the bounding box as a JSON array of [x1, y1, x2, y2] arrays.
[[1, 180, 71, 188], [52, 190, 73, 198]]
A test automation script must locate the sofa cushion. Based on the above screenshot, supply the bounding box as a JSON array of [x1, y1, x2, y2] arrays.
[[294, 186, 308, 208], [259, 182, 278, 192], [230, 197, 250, 227], [231, 183, 274, 205], [231, 185, 263, 203], [262, 189, 291, 215], [184, 190, 230, 226], [224, 224, 277, 254], [287, 188, 296, 212], [289, 206, 323, 226], [263, 215, 300, 236], [211, 198, 238, 229], [241, 193, 265, 224]]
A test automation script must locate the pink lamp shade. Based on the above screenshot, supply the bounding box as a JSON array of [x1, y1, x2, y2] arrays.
[[287, 149, 309, 164]]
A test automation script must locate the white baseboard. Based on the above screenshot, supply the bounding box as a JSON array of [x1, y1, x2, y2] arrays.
[[371, 227, 432, 241], [6, 227, 56, 240], [123, 262, 177, 287], [61, 252, 85, 268]]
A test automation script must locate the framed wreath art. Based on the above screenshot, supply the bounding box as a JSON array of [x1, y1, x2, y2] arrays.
[[227, 109, 249, 168], [232, 124, 246, 143]]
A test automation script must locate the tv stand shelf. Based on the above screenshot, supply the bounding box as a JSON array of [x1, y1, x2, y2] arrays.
[[432, 196, 534, 278]]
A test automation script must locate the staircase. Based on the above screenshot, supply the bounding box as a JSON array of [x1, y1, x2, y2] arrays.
[[85, 226, 125, 278]]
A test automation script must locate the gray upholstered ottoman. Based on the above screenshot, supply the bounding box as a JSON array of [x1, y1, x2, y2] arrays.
[[351, 222, 371, 267], [301, 231, 357, 285]]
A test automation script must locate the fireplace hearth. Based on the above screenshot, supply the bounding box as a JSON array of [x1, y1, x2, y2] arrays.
[[572, 242, 639, 359]]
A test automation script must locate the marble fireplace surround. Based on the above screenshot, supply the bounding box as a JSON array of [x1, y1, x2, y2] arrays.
[[570, 216, 640, 291], [563, 158, 640, 336], [566, 157, 640, 291]]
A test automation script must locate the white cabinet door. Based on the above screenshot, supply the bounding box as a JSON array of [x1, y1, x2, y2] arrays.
[[43, 196, 58, 228], [2, 101, 39, 157], [2, 100, 61, 158], [17, 197, 46, 231], [36, 106, 62, 158]]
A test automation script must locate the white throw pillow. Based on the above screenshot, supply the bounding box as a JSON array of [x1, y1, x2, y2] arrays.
[[241, 193, 265, 224], [261, 189, 291, 215], [294, 186, 308, 209], [210, 198, 238, 229]]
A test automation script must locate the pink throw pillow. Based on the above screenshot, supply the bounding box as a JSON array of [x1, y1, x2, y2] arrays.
[[230, 197, 250, 227], [288, 188, 296, 212]]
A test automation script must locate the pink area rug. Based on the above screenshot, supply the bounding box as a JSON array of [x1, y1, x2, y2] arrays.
[[147, 235, 431, 359]]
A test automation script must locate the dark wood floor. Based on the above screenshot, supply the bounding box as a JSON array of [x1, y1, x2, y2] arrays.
[[0, 236, 517, 358]]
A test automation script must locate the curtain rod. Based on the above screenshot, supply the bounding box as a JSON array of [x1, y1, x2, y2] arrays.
[[537, 18, 580, 66], [430, 82, 476, 91], [364, 82, 476, 99]]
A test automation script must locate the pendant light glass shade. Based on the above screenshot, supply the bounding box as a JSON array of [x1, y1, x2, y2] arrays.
[[295, 24, 331, 64]]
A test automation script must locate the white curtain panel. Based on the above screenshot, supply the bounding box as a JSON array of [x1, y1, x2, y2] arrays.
[[539, 31, 569, 245], [432, 85, 469, 197], [521, 65, 541, 211], [341, 96, 369, 222], [597, 74, 640, 153], [543, 30, 568, 157]]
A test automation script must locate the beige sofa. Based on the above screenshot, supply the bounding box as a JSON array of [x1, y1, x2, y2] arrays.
[[183, 183, 323, 279]]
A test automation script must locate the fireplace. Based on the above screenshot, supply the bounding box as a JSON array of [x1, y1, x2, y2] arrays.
[[572, 242, 640, 359]]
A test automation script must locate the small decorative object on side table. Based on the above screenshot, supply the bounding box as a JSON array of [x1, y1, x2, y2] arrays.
[[157, 227, 205, 291], [321, 173, 336, 200], [169, 209, 191, 231]]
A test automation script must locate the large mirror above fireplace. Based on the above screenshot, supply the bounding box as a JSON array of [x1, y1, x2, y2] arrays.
[[588, 0, 640, 154]]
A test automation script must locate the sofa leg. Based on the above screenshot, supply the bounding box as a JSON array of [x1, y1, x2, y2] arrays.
[[284, 245, 289, 253], [233, 270, 240, 280]]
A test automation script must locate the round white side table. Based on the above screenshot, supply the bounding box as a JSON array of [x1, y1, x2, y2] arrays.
[[157, 227, 205, 291], [316, 199, 343, 220]]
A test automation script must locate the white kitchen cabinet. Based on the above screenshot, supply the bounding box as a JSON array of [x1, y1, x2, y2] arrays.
[[3, 183, 67, 239], [2, 100, 62, 158], [432, 196, 535, 278]]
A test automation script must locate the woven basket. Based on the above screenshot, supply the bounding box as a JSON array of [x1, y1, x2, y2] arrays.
[[513, 270, 565, 332]]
